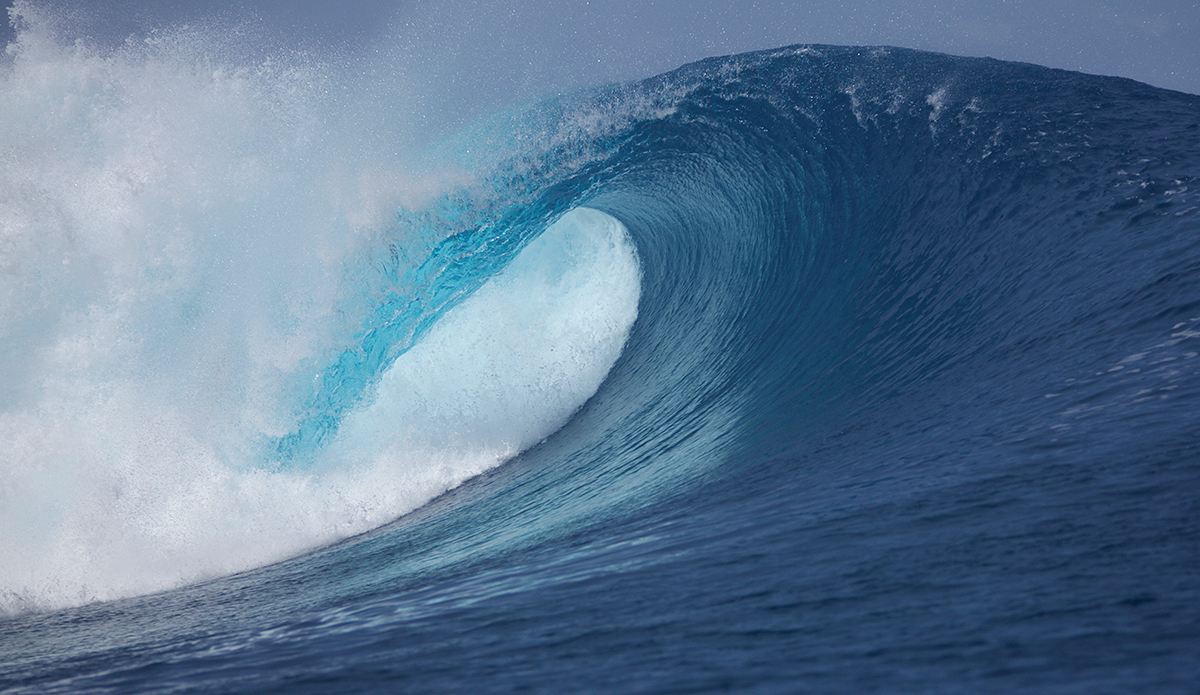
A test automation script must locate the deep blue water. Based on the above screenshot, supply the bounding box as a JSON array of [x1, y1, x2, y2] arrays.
[[3, 44, 1200, 693]]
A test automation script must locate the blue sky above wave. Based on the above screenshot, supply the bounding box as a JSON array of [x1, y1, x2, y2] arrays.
[[4, 0, 1197, 100]]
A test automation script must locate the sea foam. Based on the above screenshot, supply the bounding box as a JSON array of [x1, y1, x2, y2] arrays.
[[0, 8, 640, 613]]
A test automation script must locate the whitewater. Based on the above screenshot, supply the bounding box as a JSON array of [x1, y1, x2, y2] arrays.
[[2, 5, 1199, 694]]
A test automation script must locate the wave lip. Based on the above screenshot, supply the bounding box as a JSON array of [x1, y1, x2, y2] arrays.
[[327, 206, 641, 485]]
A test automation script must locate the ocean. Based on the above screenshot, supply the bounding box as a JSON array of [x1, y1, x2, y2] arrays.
[[1, 14, 1198, 694]]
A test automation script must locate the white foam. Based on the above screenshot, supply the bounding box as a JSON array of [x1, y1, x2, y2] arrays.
[[0, 9, 640, 614], [331, 207, 640, 471]]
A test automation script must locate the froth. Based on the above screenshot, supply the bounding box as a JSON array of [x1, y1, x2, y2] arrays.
[[0, 9, 641, 614]]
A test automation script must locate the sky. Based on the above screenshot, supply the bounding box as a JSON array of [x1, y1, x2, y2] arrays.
[[2, 0, 1197, 125]]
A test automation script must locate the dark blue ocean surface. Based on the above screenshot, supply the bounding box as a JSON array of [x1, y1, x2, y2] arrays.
[[2, 43, 1199, 693]]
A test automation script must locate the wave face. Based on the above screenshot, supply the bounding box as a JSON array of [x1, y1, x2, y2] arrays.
[[3, 25, 1200, 695]]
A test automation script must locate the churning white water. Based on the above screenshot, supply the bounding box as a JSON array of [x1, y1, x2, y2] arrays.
[[0, 6, 640, 614]]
